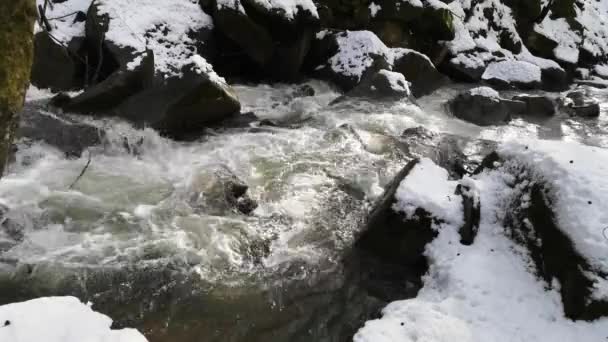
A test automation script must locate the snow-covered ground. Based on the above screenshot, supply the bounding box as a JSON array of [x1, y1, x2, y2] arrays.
[[355, 141, 608, 342], [0, 297, 147, 342]]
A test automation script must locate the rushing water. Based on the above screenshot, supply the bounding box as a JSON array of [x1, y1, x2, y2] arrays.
[[1, 81, 607, 341]]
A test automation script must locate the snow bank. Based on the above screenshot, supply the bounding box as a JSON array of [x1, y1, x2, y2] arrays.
[[355, 152, 608, 342], [0, 297, 147, 342], [482, 60, 542, 84]]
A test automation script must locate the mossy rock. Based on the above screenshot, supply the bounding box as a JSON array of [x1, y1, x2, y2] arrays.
[[0, 0, 37, 174]]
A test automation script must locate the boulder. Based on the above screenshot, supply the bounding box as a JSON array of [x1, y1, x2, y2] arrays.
[[19, 102, 105, 158], [30, 33, 84, 91], [314, 30, 392, 90], [512, 94, 556, 117], [392, 48, 448, 97], [114, 58, 241, 139], [448, 87, 525, 126]]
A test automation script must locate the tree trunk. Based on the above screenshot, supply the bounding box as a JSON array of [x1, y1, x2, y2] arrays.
[[0, 0, 37, 176]]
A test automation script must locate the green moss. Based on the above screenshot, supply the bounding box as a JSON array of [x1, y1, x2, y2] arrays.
[[0, 0, 36, 174]]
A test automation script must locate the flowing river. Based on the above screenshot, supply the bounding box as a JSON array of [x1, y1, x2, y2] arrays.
[[1, 81, 607, 341]]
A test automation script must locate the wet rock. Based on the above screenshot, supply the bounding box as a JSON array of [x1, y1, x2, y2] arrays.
[[512, 94, 555, 117], [540, 65, 569, 91], [448, 87, 525, 126], [188, 164, 257, 215], [291, 84, 315, 98], [19, 102, 105, 158], [456, 183, 480, 245], [30, 32, 84, 92], [55, 50, 155, 114], [392, 48, 448, 97]]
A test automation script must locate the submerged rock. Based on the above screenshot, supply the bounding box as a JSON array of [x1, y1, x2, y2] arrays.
[[448, 87, 524, 126], [188, 164, 257, 215]]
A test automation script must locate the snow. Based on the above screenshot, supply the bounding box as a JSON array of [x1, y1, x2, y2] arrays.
[[190, 54, 228, 86], [327, 31, 392, 81], [393, 158, 463, 225], [469, 86, 499, 98], [482, 60, 542, 84], [0, 297, 148, 342], [95, 0, 214, 76], [355, 151, 608, 342], [34, 0, 91, 44], [216, 0, 246, 13], [369, 2, 381, 17], [499, 140, 608, 277]]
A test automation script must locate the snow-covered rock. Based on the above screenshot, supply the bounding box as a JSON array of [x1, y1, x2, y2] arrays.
[[392, 48, 448, 97], [0, 296, 147, 342]]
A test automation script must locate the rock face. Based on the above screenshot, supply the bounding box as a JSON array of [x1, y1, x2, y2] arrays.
[[448, 87, 525, 126], [0, 0, 37, 175]]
